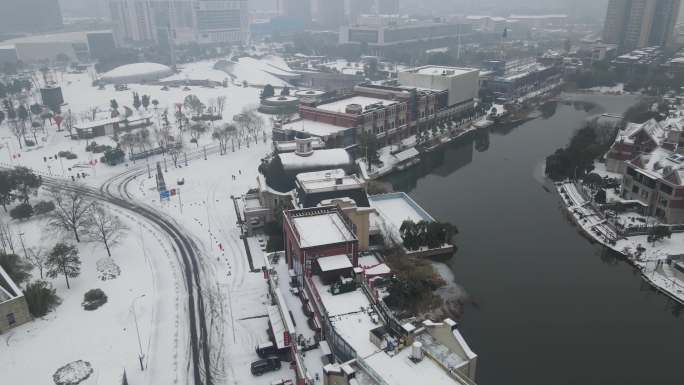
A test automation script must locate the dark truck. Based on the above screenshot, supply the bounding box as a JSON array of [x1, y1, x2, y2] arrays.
[[250, 356, 281, 376]]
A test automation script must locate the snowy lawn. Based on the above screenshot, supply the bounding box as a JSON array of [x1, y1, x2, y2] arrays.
[[0, 207, 184, 385]]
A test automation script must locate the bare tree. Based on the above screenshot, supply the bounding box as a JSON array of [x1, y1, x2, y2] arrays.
[[26, 247, 47, 279], [10, 120, 25, 149], [216, 96, 227, 117], [48, 188, 93, 242], [46, 242, 81, 289], [212, 124, 235, 155], [87, 204, 127, 257], [169, 142, 182, 167], [189, 123, 207, 147]]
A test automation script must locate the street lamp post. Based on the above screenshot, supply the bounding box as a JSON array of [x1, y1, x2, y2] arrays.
[[131, 294, 146, 371]]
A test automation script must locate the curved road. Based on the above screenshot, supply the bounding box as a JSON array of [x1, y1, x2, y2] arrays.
[[42, 148, 218, 385]]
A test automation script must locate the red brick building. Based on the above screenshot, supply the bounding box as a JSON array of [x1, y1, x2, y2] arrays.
[[283, 206, 359, 285]]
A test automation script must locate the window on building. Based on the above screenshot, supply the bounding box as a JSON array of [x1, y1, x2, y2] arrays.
[[7, 313, 16, 326], [644, 177, 656, 188], [626, 167, 637, 177], [641, 190, 649, 199], [660, 183, 674, 195], [660, 198, 668, 207], [632, 185, 639, 194]]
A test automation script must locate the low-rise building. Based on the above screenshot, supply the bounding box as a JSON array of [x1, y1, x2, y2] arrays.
[[620, 148, 684, 223], [294, 169, 368, 208], [0, 265, 31, 334], [605, 119, 668, 174], [479, 58, 561, 101], [280, 66, 479, 148]]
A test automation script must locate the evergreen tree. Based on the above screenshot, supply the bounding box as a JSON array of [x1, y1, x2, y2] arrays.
[[132, 92, 141, 110], [261, 84, 275, 99], [23, 280, 60, 317], [141, 94, 150, 110], [0, 252, 32, 285]]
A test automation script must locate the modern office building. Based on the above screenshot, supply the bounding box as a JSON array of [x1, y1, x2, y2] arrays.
[[0, 0, 63, 34], [107, 0, 249, 45], [340, 19, 472, 48], [602, 0, 682, 51], [0, 30, 116, 63], [278, 0, 312, 23]]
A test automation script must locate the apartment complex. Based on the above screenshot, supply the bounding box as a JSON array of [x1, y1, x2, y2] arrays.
[[108, 0, 249, 45], [602, 0, 682, 51]]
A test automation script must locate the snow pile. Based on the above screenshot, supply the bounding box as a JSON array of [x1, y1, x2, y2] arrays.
[[96, 257, 121, 281], [52, 360, 93, 385]]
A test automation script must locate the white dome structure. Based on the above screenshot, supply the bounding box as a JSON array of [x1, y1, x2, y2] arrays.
[[101, 62, 174, 84]]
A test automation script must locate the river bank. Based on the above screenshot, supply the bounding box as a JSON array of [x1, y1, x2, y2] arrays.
[[557, 181, 684, 305], [383, 91, 684, 385]]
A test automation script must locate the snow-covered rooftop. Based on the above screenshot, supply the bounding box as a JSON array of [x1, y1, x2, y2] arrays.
[[281, 119, 352, 138], [317, 254, 353, 272], [296, 170, 364, 193], [412, 66, 476, 77], [279, 148, 352, 172], [101, 62, 174, 84], [369, 192, 435, 231], [290, 211, 356, 248], [317, 96, 395, 113]]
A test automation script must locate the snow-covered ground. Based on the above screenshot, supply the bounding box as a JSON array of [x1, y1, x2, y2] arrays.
[[557, 181, 684, 305], [0, 208, 184, 385], [121, 120, 302, 384], [584, 83, 625, 94], [0, 58, 299, 384]]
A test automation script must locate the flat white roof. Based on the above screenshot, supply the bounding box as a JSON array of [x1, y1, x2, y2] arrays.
[[279, 149, 352, 171], [413, 66, 476, 77], [281, 119, 351, 137], [317, 96, 394, 113], [296, 169, 346, 184], [291, 212, 356, 248], [363, 347, 460, 385], [317, 254, 353, 272], [369, 192, 434, 231]]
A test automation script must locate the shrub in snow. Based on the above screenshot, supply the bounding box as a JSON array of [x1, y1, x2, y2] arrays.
[[58, 151, 78, 160], [24, 280, 61, 317], [25, 139, 36, 147], [10, 202, 33, 219], [34, 200, 56, 215], [96, 257, 121, 280], [53, 360, 93, 385], [82, 288, 108, 311]]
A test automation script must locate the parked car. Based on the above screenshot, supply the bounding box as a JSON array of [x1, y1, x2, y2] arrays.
[[255, 342, 278, 358], [250, 357, 281, 376]]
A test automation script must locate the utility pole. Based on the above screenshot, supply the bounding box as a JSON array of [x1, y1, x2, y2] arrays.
[[131, 294, 146, 371], [17, 232, 28, 259], [184, 152, 188, 166]]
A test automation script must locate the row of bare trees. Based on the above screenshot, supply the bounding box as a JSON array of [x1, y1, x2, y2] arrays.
[[48, 187, 127, 255]]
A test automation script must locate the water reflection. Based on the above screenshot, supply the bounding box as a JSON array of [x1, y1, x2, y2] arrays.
[[383, 93, 684, 385]]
